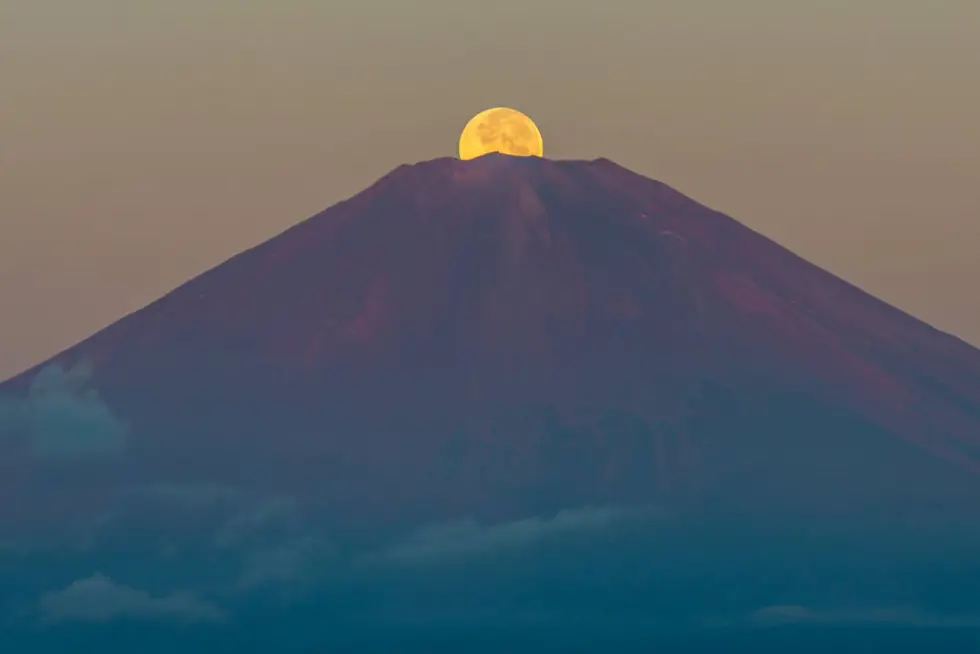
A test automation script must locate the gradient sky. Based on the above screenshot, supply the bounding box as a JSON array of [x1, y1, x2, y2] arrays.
[[1, 0, 977, 378]]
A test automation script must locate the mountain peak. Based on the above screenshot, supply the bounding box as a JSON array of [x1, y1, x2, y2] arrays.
[[368, 154, 652, 201]]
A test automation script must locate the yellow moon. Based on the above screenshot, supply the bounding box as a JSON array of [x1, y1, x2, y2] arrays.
[[458, 107, 544, 160]]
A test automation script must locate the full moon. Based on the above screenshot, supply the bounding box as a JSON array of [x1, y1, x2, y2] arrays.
[[458, 107, 544, 160]]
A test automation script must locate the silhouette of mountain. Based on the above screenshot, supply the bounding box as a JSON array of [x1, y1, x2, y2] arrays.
[[2, 153, 979, 544]]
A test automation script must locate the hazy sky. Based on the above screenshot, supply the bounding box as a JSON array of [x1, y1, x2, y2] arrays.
[[1, 0, 978, 378]]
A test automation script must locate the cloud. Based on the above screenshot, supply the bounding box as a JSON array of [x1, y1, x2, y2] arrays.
[[38, 573, 223, 625], [214, 494, 301, 548], [236, 536, 336, 590], [751, 604, 819, 623], [74, 486, 304, 558], [748, 604, 980, 628], [0, 360, 127, 459], [0, 395, 25, 430], [74, 484, 245, 554], [136, 483, 241, 509], [378, 505, 656, 563]]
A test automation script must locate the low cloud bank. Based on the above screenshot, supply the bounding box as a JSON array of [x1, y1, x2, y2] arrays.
[[38, 573, 222, 625], [2, 500, 979, 652]]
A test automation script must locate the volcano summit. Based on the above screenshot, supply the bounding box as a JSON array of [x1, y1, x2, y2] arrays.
[[2, 154, 980, 649]]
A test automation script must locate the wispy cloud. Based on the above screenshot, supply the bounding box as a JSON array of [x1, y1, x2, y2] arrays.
[[38, 573, 223, 625], [214, 494, 301, 548], [748, 604, 980, 628], [236, 536, 336, 590], [135, 483, 241, 509], [377, 505, 658, 563]]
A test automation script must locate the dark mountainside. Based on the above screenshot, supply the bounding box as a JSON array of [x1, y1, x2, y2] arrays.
[[2, 154, 980, 651], [2, 153, 980, 540]]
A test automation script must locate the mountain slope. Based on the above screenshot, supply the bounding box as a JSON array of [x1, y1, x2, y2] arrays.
[[1, 153, 979, 541]]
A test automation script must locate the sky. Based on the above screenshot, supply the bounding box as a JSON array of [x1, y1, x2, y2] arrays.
[[1, 0, 978, 379]]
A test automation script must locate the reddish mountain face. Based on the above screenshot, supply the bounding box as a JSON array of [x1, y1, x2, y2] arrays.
[[2, 153, 980, 540]]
